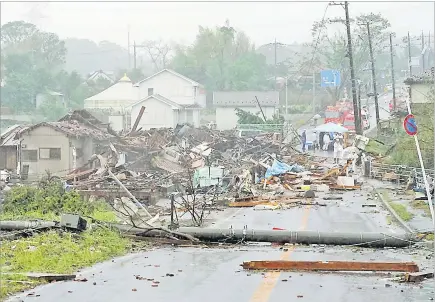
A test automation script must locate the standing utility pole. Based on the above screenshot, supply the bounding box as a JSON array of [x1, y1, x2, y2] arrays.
[[344, 1, 362, 134], [312, 71, 316, 114], [422, 31, 426, 72], [133, 41, 137, 70], [366, 22, 380, 128], [128, 25, 131, 70], [274, 38, 277, 85], [285, 76, 288, 115], [389, 33, 396, 111], [408, 32, 412, 77]]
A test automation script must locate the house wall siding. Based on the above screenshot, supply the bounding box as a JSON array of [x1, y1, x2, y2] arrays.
[[138, 71, 199, 105], [20, 126, 71, 178], [0, 146, 17, 171], [215, 106, 277, 130], [411, 84, 432, 104], [131, 98, 176, 130]]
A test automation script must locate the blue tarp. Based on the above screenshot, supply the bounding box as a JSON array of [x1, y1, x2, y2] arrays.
[[264, 160, 305, 179]]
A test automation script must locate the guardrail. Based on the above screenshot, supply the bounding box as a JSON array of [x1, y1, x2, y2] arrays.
[[368, 161, 434, 188], [236, 124, 285, 132]]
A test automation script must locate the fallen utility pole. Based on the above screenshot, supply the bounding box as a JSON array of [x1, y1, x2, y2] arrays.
[[0, 220, 56, 230], [175, 227, 414, 248], [106, 225, 414, 247], [366, 22, 380, 128], [241, 260, 419, 273]]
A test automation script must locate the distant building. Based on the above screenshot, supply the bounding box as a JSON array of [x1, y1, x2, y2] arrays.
[[84, 69, 206, 131], [86, 70, 116, 84], [35, 89, 66, 108], [128, 94, 202, 130], [404, 68, 434, 113], [213, 91, 279, 130], [135, 69, 206, 108]]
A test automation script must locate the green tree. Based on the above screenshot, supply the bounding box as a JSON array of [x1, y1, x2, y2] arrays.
[[54, 70, 94, 109], [36, 93, 68, 121], [1, 21, 66, 113], [307, 13, 391, 103], [170, 20, 269, 91]]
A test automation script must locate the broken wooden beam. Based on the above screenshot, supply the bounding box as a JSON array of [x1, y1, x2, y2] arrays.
[[241, 260, 419, 273], [228, 201, 277, 208], [329, 185, 361, 190], [2, 272, 76, 282], [401, 272, 434, 282]]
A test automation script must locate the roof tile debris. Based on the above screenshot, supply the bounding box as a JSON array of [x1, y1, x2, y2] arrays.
[[404, 68, 435, 85]]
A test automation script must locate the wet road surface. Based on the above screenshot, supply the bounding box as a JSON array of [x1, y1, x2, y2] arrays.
[[9, 190, 434, 302], [10, 246, 432, 302]]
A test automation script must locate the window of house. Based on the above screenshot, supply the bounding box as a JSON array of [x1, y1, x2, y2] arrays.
[[22, 150, 38, 162], [39, 148, 61, 160], [148, 88, 154, 96], [186, 110, 193, 123]]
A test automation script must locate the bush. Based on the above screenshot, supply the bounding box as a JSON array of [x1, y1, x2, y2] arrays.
[[286, 104, 312, 114], [1, 180, 116, 222], [3, 180, 96, 217]]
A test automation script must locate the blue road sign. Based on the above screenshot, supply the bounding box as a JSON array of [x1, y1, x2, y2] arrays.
[[404, 114, 417, 136], [320, 70, 341, 88]]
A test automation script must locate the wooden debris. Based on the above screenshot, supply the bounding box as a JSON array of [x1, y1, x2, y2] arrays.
[[241, 260, 419, 273], [400, 272, 434, 282]]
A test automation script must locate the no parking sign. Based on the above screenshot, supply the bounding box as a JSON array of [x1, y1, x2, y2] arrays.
[[403, 114, 417, 136]]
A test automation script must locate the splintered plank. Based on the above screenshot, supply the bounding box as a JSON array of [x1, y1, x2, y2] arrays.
[[228, 201, 278, 208], [241, 260, 419, 272]]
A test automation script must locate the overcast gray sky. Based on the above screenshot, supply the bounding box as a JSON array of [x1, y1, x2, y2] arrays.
[[1, 1, 434, 47]]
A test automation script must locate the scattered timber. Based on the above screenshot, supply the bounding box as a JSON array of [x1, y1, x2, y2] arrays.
[[241, 260, 419, 273]]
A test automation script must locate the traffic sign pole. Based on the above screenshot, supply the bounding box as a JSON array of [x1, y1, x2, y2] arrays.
[[404, 96, 435, 286]]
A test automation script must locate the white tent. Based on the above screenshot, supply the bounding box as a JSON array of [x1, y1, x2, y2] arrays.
[[314, 122, 349, 133]]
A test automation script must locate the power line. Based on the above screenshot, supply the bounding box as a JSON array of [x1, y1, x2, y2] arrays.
[[293, 3, 330, 111]]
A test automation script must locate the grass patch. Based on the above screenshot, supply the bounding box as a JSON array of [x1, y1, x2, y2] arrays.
[[411, 199, 432, 217], [386, 215, 392, 225], [379, 190, 414, 222], [0, 179, 132, 300], [0, 228, 129, 299]]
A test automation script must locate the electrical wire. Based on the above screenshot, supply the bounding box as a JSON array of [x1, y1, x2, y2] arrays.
[[293, 3, 330, 106]]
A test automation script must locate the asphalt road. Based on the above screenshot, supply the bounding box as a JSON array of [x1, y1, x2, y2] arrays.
[[9, 190, 434, 302]]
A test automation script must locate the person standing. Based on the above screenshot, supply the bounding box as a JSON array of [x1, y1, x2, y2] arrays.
[[319, 132, 324, 151], [301, 129, 307, 152], [333, 137, 343, 164], [312, 131, 318, 151], [323, 132, 330, 151]]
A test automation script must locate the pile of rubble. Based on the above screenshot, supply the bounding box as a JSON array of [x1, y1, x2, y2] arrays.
[[62, 123, 364, 220]]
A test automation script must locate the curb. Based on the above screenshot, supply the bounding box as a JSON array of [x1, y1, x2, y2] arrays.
[[373, 187, 415, 234]]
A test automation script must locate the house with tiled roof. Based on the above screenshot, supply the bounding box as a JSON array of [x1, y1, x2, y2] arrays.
[[12, 110, 115, 180], [404, 68, 434, 112]]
